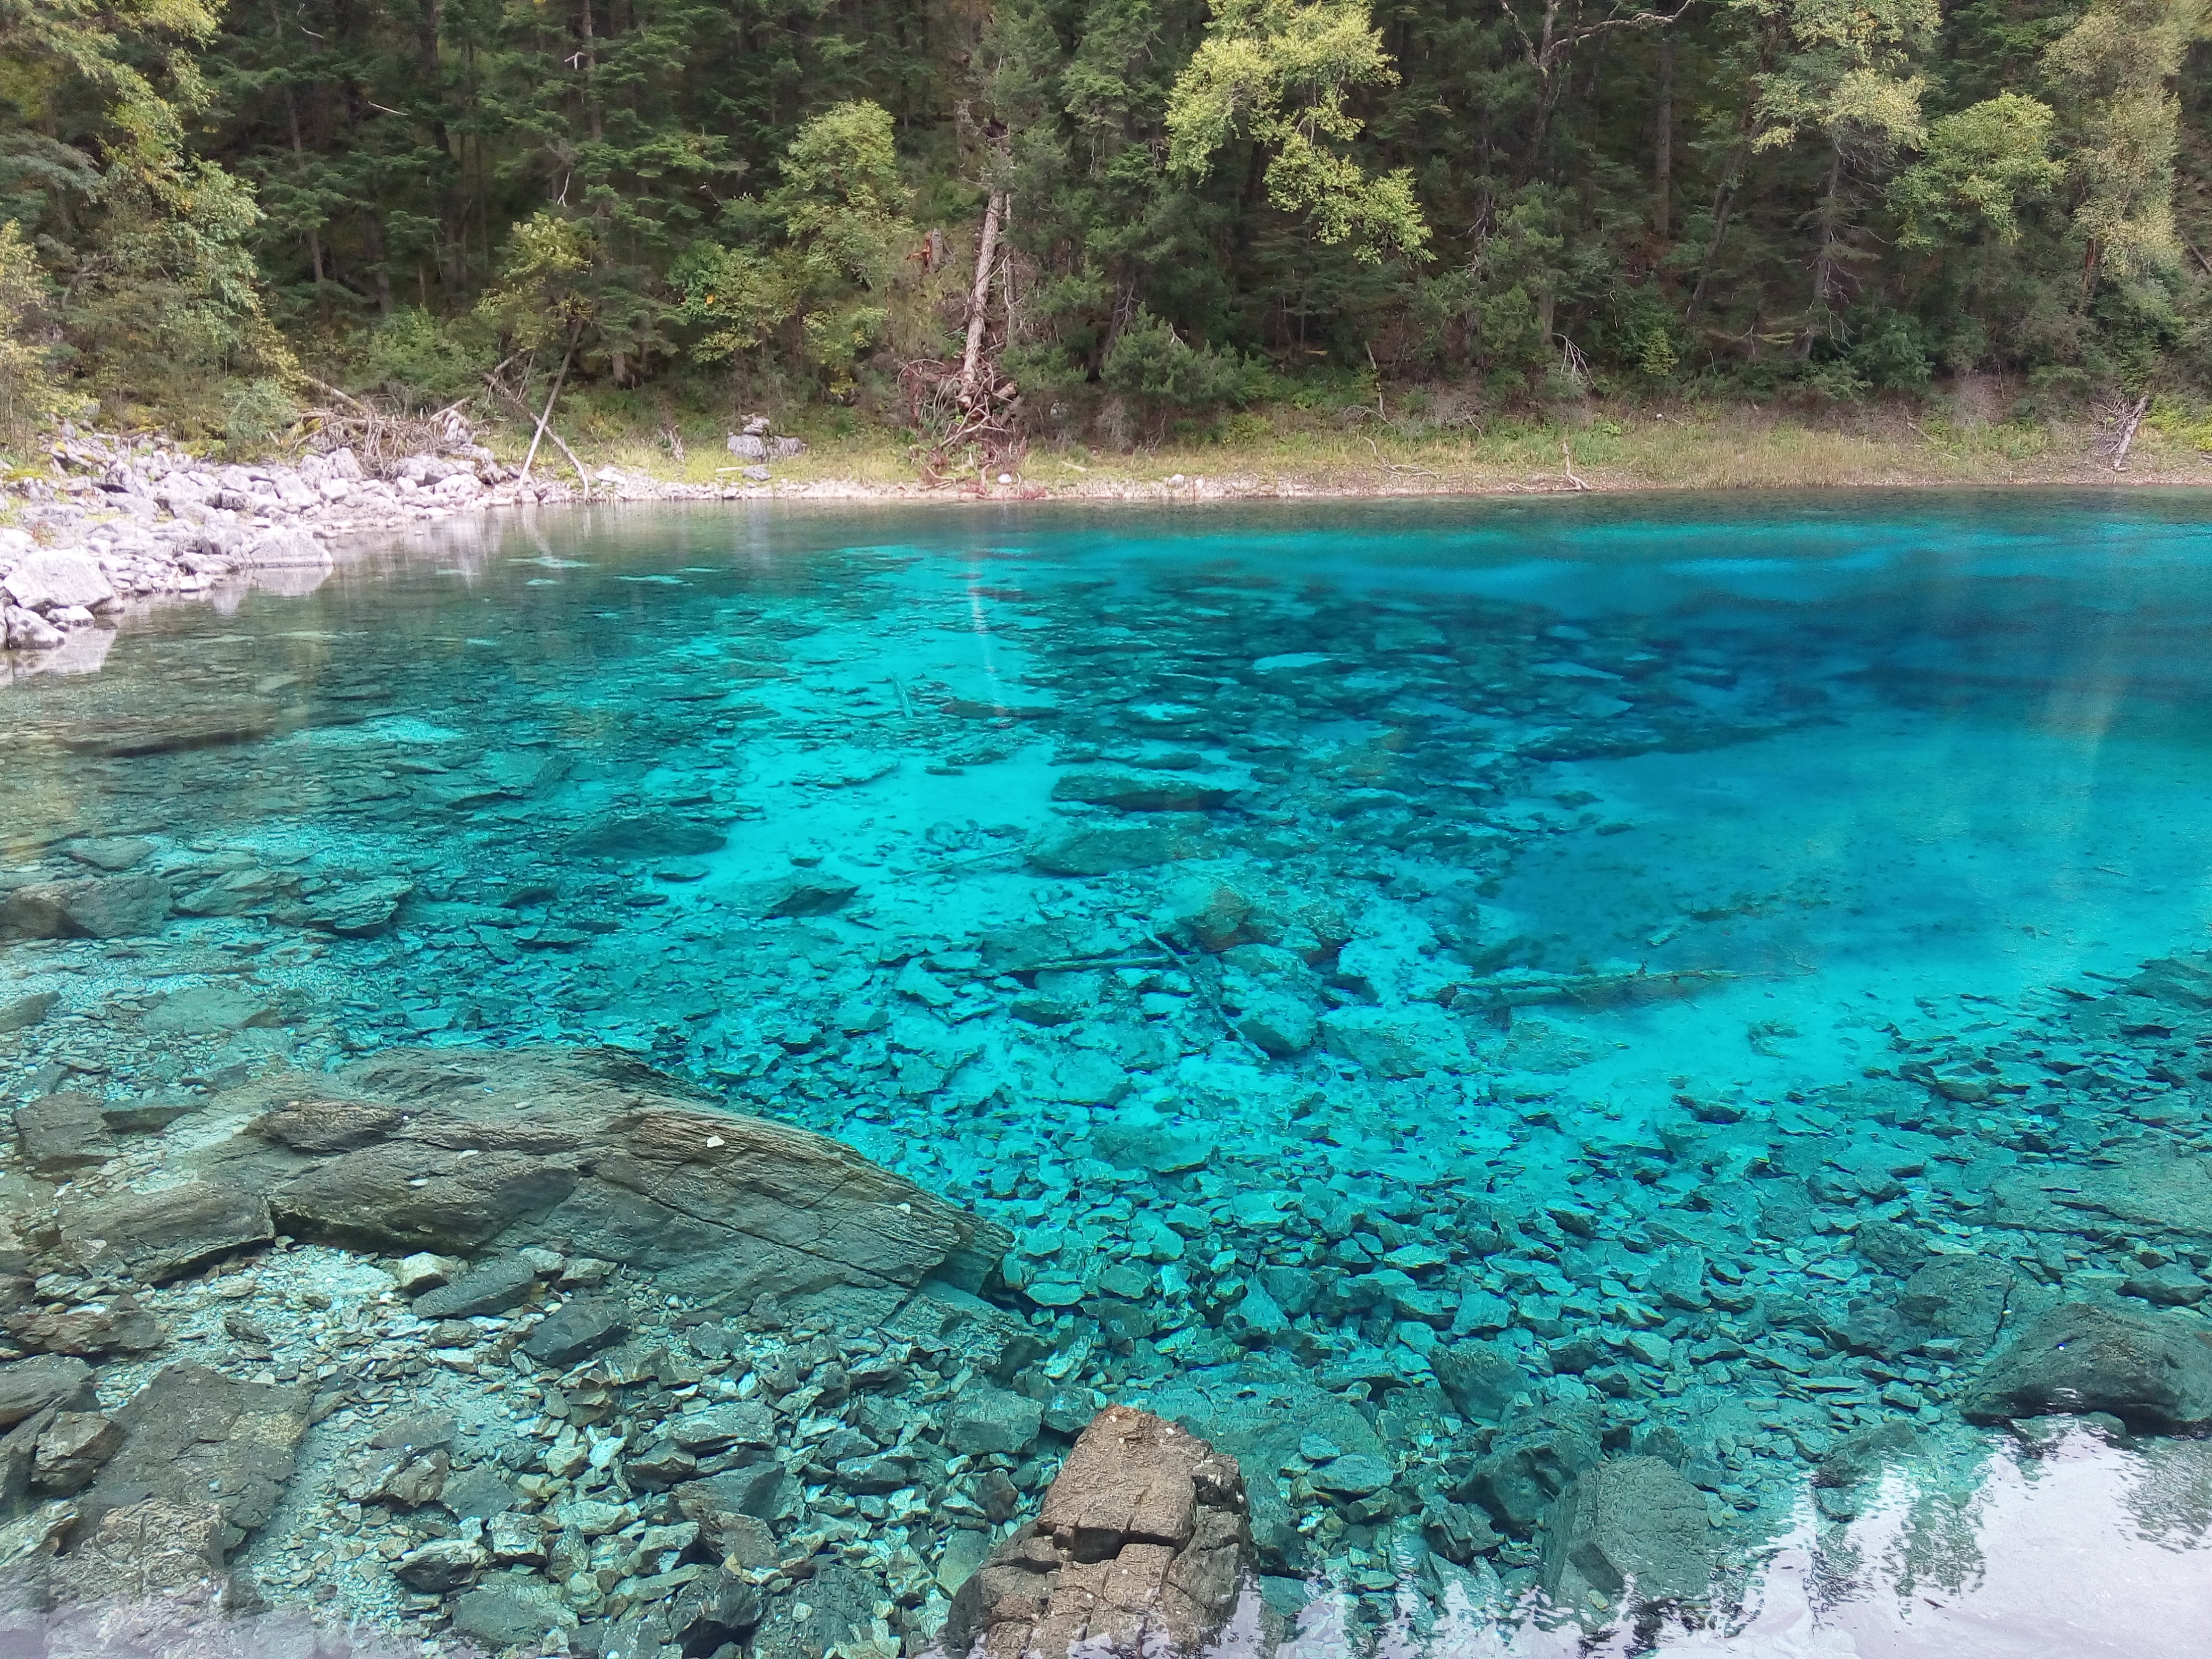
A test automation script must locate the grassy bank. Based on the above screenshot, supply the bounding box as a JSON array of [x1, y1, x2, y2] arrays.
[[485, 395, 2212, 500]]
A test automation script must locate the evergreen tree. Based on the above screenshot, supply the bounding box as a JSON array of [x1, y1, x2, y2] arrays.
[[1, 0, 2207, 428]]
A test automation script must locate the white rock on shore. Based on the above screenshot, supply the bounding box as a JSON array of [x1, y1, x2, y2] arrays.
[[0, 422, 781, 669]]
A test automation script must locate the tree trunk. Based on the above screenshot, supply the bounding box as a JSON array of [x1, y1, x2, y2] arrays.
[[1801, 140, 1845, 356], [581, 0, 617, 376], [362, 213, 395, 316], [270, 0, 328, 323], [521, 330, 580, 484], [1687, 135, 1756, 316], [959, 190, 1004, 397], [998, 194, 1018, 346], [1529, 65, 1569, 169], [1688, 20, 1783, 317], [1654, 37, 1673, 241], [580, 0, 605, 144], [2110, 391, 2151, 470]]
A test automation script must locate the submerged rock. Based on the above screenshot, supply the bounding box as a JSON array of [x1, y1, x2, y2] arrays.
[[946, 1383, 1044, 1456], [1027, 818, 1205, 876], [738, 870, 858, 917], [1433, 1340, 1534, 1423], [73, 1364, 309, 1553], [31, 1411, 125, 1495], [523, 1296, 628, 1364], [63, 837, 154, 873], [47, 1496, 230, 1607], [410, 1253, 539, 1318], [1147, 1377, 1388, 1566], [61, 1179, 275, 1285], [451, 1579, 580, 1649], [0, 991, 59, 1033], [1051, 768, 1239, 812], [1462, 1421, 1603, 1536], [1318, 1003, 1473, 1078], [304, 875, 414, 936], [0, 1356, 98, 1427], [566, 814, 727, 860], [9, 1297, 164, 1359], [1234, 993, 1317, 1057], [140, 984, 280, 1036], [12, 1093, 117, 1172], [1962, 1303, 2212, 1432], [938, 1405, 1252, 1659], [89, 1046, 1014, 1310], [0, 873, 173, 940], [1541, 1455, 1715, 1618]]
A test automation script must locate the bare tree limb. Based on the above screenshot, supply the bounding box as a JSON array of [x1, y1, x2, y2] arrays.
[[488, 359, 592, 493], [1505, 0, 1695, 157], [1561, 437, 1589, 490], [2109, 392, 2151, 472], [959, 191, 1006, 398], [297, 374, 372, 413], [519, 329, 578, 485]]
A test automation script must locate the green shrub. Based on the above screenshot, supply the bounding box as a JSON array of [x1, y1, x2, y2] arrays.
[[0, 222, 58, 443], [1100, 308, 1264, 423], [1849, 314, 1935, 391], [351, 308, 493, 409]]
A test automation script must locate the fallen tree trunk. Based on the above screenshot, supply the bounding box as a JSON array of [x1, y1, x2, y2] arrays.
[[2109, 391, 2151, 472], [519, 330, 578, 485], [490, 355, 592, 494]]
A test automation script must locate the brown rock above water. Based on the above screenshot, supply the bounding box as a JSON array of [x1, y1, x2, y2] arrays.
[[938, 1405, 1253, 1659]]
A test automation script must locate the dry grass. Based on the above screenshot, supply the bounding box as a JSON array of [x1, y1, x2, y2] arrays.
[[479, 399, 2212, 502]]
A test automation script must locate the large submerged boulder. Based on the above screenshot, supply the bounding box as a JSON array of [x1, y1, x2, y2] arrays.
[[1962, 1303, 2212, 1432], [938, 1405, 1253, 1659], [1541, 1455, 1715, 1621], [55, 1046, 1009, 1317], [70, 1365, 310, 1554]]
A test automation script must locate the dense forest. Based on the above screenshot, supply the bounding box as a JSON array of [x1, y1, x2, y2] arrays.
[[0, 0, 2207, 449]]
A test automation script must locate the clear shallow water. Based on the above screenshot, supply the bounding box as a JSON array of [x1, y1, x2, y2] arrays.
[[8, 493, 2212, 1653]]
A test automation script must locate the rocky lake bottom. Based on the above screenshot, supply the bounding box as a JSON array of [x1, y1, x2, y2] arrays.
[[5, 494, 2212, 1658]]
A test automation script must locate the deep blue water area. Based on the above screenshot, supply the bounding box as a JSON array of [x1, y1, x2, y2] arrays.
[[10, 492, 2212, 1654]]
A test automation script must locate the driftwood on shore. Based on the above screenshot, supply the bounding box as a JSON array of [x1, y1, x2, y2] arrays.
[[294, 379, 475, 476]]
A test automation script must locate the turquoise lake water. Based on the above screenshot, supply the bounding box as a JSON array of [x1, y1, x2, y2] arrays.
[[9, 492, 2212, 1654]]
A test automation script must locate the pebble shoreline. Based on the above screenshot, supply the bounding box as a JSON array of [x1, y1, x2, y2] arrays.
[[0, 424, 802, 671]]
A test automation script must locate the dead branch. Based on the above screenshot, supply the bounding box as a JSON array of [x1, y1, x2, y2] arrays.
[[2093, 391, 2152, 471], [485, 368, 592, 494], [521, 328, 578, 485], [959, 191, 1006, 398], [902, 357, 1026, 480], [904, 183, 1026, 480], [290, 391, 477, 477], [298, 374, 371, 414], [1561, 437, 1589, 490]]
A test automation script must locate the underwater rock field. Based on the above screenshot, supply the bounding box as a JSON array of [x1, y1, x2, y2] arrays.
[[5, 497, 2212, 1656]]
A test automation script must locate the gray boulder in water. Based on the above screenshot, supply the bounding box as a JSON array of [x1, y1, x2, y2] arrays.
[[1541, 1455, 1715, 1619], [937, 1405, 1253, 1659], [1962, 1302, 2212, 1431], [0, 873, 174, 940]]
